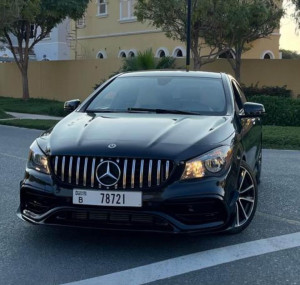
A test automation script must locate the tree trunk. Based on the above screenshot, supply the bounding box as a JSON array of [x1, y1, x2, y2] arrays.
[[235, 56, 242, 83], [193, 56, 201, 70], [191, 46, 201, 70], [21, 68, 30, 100], [191, 33, 201, 70], [234, 49, 242, 83], [21, 23, 31, 100], [5, 24, 32, 100]]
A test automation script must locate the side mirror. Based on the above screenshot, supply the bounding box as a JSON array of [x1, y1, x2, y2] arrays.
[[241, 102, 265, 117], [64, 99, 81, 113]]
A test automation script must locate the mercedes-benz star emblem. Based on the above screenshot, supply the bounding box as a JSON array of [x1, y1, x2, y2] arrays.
[[96, 161, 121, 187], [108, 144, 117, 149]]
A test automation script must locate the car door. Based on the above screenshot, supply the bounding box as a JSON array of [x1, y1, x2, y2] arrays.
[[231, 80, 262, 171]]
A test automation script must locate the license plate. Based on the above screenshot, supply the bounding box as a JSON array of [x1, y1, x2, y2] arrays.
[[73, 189, 142, 207]]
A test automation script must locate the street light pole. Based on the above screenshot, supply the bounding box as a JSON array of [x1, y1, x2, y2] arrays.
[[186, 0, 192, 72]]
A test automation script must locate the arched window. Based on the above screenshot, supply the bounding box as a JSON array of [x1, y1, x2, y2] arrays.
[[128, 51, 135, 57], [176, 50, 183, 57], [172, 47, 186, 58], [96, 50, 107, 59], [159, 50, 166, 57], [155, 48, 169, 58], [128, 49, 137, 57], [118, 50, 127, 58], [261, 50, 275, 60]]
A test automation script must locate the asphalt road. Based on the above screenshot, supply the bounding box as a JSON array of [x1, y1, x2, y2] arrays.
[[0, 125, 299, 285]]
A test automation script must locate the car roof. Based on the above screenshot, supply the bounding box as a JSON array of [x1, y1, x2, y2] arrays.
[[119, 70, 224, 79]]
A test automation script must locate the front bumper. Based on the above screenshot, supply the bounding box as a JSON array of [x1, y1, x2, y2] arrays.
[[18, 170, 238, 234]]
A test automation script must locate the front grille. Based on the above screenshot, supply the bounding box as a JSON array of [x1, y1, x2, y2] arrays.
[[50, 156, 174, 190]]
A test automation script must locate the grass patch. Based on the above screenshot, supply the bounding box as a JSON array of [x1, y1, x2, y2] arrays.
[[0, 96, 65, 116], [263, 126, 300, 150], [0, 109, 13, 119], [0, 119, 59, 130]]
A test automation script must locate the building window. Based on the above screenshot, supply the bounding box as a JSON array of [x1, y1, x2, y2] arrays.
[[155, 48, 169, 58], [118, 50, 127, 58], [120, 0, 136, 21], [98, 0, 107, 16], [96, 50, 107, 59], [175, 49, 183, 57], [159, 50, 166, 57], [261, 50, 275, 60], [128, 51, 135, 57], [77, 16, 86, 28], [172, 47, 186, 58], [128, 49, 137, 57]]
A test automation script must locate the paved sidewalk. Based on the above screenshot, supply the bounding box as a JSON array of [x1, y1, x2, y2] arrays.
[[6, 112, 63, 121]]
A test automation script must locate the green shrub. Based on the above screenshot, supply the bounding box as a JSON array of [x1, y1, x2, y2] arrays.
[[0, 109, 12, 119], [121, 49, 175, 72], [242, 84, 292, 98], [280, 49, 300, 59], [249, 95, 300, 126], [94, 49, 176, 90]]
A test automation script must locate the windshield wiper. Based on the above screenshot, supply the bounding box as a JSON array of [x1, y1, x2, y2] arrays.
[[87, 109, 127, 113], [128, 108, 200, 115]]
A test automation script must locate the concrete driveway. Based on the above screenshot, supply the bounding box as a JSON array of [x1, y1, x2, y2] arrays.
[[0, 125, 299, 285]]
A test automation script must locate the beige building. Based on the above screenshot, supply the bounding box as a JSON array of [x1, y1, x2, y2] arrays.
[[71, 0, 281, 62]]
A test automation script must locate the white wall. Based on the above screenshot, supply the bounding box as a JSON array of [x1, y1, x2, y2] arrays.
[[7, 19, 71, 61], [34, 19, 71, 61]]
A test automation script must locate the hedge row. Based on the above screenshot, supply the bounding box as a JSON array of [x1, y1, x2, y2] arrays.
[[0, 109, 12, 119], [249, 95, 300, 127], [242, 85, 292, 98]]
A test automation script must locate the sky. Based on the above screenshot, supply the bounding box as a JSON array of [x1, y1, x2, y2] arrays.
[[280, 0, 300, 52]]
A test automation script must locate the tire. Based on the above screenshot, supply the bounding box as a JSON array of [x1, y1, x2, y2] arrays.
[[227, 160, 258, 234], [255, 150, 262, 184]]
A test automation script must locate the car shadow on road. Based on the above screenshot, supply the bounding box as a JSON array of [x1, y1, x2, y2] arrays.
[[19, 218, 265, 261], [20, 209, 300, 255]]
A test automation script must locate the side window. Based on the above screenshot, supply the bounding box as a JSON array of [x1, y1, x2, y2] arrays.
[[232, 82, 243, 111], [235, 82, 247, 104]]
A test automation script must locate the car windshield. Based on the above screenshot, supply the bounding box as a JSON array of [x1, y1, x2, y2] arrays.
[[86, 76, 227, 115]]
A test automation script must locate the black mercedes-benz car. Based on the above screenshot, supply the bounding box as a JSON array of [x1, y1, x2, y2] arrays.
[[18, 71, 265, 234]]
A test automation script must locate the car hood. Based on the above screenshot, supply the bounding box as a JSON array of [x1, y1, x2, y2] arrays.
[[38, 112, 234, 161]]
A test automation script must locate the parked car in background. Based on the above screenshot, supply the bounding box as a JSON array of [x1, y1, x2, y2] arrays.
[[18, 71, 265, 234]]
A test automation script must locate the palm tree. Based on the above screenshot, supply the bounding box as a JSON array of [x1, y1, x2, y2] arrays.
[[121, 49, 175, 72]]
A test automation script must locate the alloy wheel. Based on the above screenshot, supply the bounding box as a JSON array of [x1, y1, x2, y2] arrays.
[[235, 165, 256, 227]]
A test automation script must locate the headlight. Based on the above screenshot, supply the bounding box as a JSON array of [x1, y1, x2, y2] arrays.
[[27, 141, 50, 174], [181, 146, 233, 180]]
